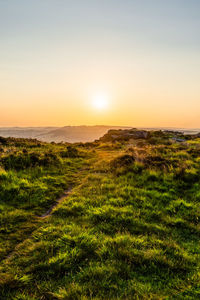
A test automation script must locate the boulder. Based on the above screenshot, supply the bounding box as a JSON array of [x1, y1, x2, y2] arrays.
[[100, 129, 149, 142]]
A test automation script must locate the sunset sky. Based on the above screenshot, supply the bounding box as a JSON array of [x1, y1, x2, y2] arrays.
[[0, 0, 200, 127]]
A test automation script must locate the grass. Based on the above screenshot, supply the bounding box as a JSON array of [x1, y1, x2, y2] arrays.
[[0, 133, 200, 299], [0, 139, 88, 261]]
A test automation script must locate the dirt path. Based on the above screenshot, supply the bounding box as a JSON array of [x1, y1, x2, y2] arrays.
[[40, 187, 73, 218], [1, 153, 113, 263], [2, 187, 74, 262]]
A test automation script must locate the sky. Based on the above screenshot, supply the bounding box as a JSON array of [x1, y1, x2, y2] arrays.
[[0, 0, 200, 127]]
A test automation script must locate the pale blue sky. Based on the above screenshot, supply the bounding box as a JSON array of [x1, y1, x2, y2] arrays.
[[0, 1, 200, 127], [1, 1, 199, 52]]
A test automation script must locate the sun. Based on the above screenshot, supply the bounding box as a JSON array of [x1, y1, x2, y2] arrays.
[[92, 93, 109, 111]]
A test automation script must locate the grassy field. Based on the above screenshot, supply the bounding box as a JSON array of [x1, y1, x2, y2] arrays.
[[0, 132, 200, 299]]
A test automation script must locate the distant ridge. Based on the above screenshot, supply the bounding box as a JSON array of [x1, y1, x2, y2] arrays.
[[0, 126, 199, 143], [0, 126, 130, 143]]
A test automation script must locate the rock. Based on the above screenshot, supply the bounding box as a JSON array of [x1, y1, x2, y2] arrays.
[[171, 137, 186, 142], [100, 129, 149, 142]]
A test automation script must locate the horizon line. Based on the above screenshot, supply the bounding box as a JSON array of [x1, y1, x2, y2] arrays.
[[0, 125, 200, 130]]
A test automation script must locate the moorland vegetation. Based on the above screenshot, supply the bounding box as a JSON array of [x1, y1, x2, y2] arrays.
[[0, 130, 199, 299]]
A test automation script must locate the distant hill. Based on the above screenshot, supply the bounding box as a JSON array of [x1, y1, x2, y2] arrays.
[[37, 126, 132, 143], [0, 127, 57, 140], [0, 126, 130, 143], [0, 126, 199, 143]]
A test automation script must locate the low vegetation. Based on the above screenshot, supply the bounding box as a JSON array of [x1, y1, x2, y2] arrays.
[[0, 131, 199, 299]]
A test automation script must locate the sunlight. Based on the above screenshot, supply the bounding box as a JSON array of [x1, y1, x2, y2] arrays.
[[92, 93, 109, 111]]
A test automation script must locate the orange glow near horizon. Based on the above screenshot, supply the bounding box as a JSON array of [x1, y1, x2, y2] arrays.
[[1, 64, 200, 129], [0, 2, 200, 128]]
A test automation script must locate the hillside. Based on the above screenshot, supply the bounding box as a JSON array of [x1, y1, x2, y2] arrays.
[[0, 126, 130, 143], [0, 130, 200, 299], [1, 126, 200, 143]]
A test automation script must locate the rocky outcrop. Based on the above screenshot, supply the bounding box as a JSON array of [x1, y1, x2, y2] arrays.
[[100, 129, 150, 142]]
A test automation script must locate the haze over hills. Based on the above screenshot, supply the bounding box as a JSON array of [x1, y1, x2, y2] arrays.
[[0, 126, 130, 143], [0, 126, 200, 143], [0, 127, 57, 140]]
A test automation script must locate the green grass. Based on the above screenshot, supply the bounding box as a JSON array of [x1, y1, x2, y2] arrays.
[[0, 135, 200, 299], [0, 139, 88, 261]]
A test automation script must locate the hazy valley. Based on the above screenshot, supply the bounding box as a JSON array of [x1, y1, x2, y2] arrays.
[[0, 126, 200, 143]]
